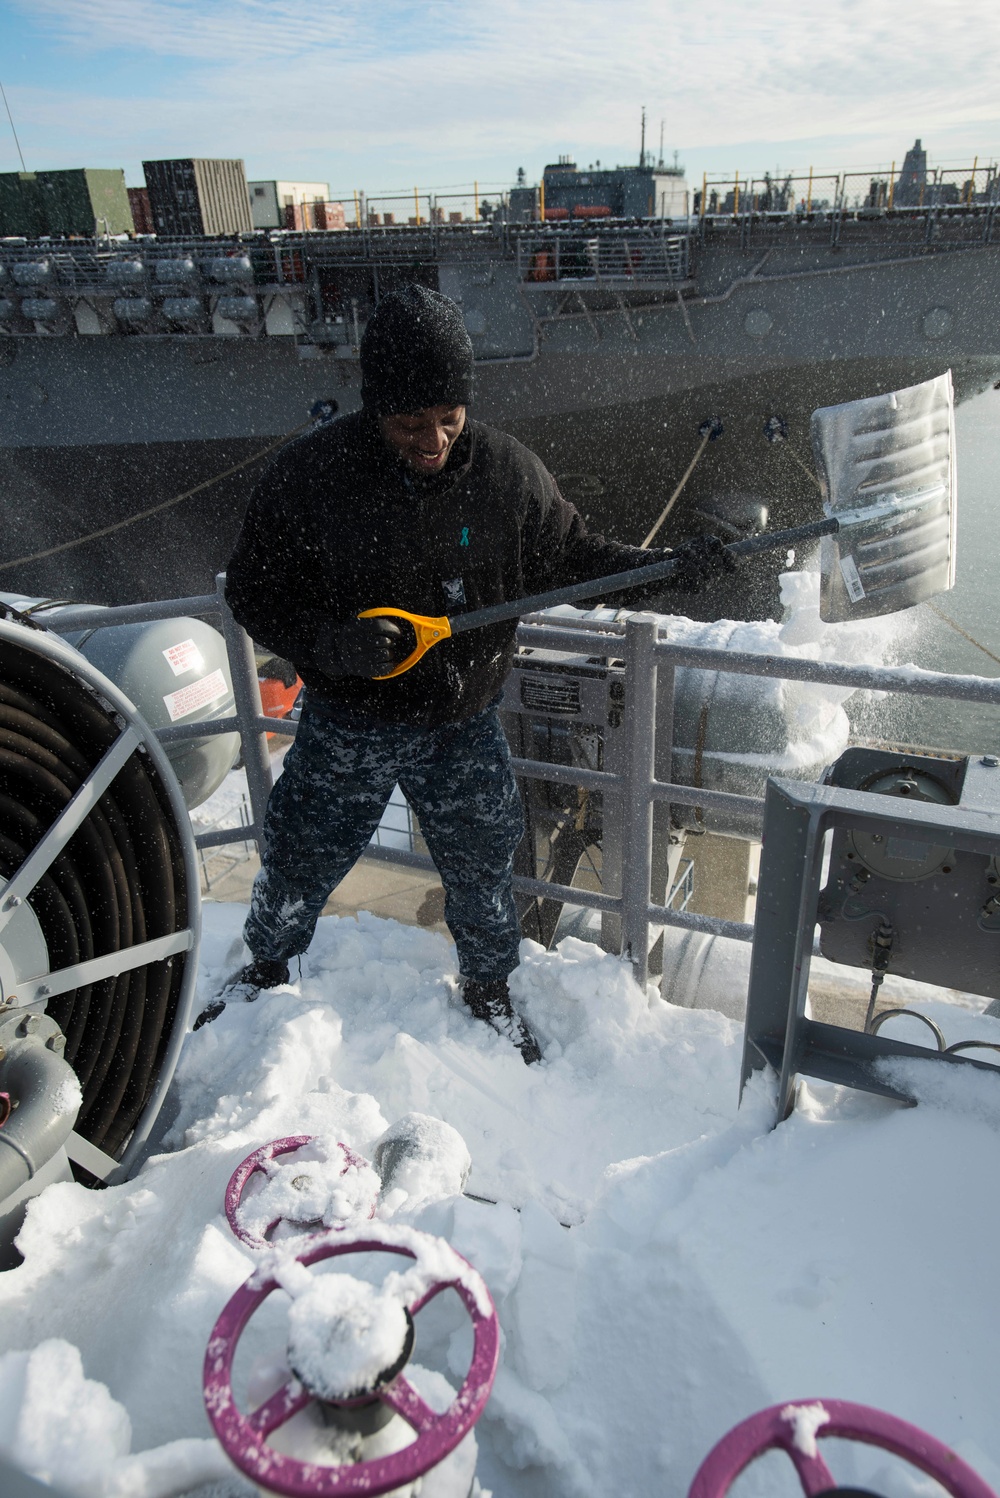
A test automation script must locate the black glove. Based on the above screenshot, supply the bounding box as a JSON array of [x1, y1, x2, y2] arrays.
[[658, 534, 738, 594], [314, 615, 406, 678]]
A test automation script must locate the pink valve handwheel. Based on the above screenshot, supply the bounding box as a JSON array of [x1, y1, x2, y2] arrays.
[[203, 1228, 501, 1497], [225, 1135, 376, 1249], [687, 1398, 998, 1498]]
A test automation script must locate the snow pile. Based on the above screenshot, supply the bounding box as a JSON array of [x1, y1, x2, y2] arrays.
[[2, 902, 1000, 1498], [0, 1340, 230, 1497], [550, 563, 912, 797], [0, 1340, 131, 1491]]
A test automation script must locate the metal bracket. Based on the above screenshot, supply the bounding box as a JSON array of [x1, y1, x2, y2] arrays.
[[0, 727, 141, 936], [66, 1131, 120, 1182], [741, 767, 1000, 1124], [13, 928, 194, 1008]]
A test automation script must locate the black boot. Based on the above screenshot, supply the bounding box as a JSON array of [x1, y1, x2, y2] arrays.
[[463, 978, 542, 1065], [193, 957, 291, 1030]]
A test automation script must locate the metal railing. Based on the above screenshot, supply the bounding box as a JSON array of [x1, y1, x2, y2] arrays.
[[40, 581, 1000, 989], [698, 160, 999, 216], [4, 185, 996, 341], [515, 230, 692, 285]]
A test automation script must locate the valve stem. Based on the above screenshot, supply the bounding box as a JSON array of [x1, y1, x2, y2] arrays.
[[864, 918, 895, 1033]]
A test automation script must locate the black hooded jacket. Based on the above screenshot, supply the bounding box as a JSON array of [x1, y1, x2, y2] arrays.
[[225, 411, 662, 728]]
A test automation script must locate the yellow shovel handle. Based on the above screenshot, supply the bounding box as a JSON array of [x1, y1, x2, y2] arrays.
[[357, 607, 452, 679]]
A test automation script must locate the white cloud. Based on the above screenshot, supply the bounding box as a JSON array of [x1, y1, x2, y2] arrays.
[[6, 0, 1000, 186]]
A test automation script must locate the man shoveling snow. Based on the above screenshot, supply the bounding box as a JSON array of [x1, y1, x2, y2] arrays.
[[212, 284, 735, 1059]]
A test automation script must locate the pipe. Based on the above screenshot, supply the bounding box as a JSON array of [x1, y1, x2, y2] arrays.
[[0, 1039, 81, 1202], [660, 926, 752, 1021]]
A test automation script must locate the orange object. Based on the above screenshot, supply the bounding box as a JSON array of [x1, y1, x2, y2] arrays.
[[258, 672, 302, 737]]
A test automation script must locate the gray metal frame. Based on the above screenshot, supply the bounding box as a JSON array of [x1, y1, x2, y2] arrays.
[[39, 582, 1000, 992], [742, 767, 1000, 1124]]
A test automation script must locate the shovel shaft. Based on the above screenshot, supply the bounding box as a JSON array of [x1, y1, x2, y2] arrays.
[[725, 514, 838, 560], [448, 515, 839, 634], [361, 515, 840, 678]]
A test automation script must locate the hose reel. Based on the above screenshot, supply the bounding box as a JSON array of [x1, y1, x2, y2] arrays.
[[0, 616, 199, 1225]]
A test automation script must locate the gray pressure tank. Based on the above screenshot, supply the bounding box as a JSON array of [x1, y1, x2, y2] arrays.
[[69, 617, 241, 809], [0, 597, 240, 809]]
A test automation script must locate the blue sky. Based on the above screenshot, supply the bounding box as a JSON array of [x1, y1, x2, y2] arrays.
[[1, 0, 998, 198]]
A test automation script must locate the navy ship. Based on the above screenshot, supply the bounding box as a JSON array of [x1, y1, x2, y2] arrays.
[[2, 146, 999, 619]]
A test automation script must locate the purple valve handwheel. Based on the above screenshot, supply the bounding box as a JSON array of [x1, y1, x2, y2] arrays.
[[687, 1398, 999, 1498], [203, 1227, 501, 1497], [225, 1136, 376, 1249]]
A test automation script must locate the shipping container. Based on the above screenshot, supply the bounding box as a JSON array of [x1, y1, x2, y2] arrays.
[[248, 180, 330, 230], [0, 168, 132, 237], [128, 186, 154, 235], [36, 169, 134, 236], [143, 159, 253, 236], [0, 173, 44, 237]]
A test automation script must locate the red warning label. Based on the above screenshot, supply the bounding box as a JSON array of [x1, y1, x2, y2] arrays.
[[163, 669, 228, 722], [163, 638, 205, 677]]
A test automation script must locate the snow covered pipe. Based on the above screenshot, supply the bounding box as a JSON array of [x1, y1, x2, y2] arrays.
[[0, 1028, 81, 1202]]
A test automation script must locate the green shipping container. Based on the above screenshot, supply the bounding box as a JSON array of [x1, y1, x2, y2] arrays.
[[0, 172, 45, 237], [36, 169, 134, 236]]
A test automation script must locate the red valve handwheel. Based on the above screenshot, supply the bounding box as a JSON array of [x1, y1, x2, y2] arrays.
[[687, 1399, 998, 1498], [203, 1227, 500, 1497], [225, 1135, 377, 1249]]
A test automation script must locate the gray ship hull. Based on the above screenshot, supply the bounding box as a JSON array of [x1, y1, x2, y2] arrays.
[[2, 216, 999, 617]]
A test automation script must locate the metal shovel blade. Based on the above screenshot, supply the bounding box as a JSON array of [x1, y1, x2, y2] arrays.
[[811, 371, 956, 623]]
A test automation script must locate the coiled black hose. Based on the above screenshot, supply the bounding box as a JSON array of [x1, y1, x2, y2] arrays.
[[0, 634, 189, 1158]]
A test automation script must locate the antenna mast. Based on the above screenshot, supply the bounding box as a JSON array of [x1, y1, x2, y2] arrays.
[[640, 106, 646, 168], [0, 78, 27, 171]]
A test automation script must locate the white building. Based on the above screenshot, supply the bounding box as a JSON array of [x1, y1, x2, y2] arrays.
[[248, 180, 331, 230]]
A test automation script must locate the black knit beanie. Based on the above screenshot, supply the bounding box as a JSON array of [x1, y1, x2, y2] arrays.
[[360, 285, 474, 415]]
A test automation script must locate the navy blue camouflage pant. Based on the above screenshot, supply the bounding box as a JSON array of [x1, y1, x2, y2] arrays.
[[243, 695, 525, 982]]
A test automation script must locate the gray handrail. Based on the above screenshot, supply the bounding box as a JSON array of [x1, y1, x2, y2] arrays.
[[37, 587, 1000, 986]]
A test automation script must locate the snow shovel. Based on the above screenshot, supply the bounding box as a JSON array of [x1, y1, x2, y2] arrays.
[[362, 372, 957, 678], [812, 369, 956, 623]]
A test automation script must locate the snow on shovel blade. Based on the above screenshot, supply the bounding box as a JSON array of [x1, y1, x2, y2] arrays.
[[811, 370, 956, 623]]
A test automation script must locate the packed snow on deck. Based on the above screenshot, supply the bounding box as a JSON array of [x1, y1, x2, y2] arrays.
[[4, 572, 1000, 1498], [2, 904, 1000, 1497]]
